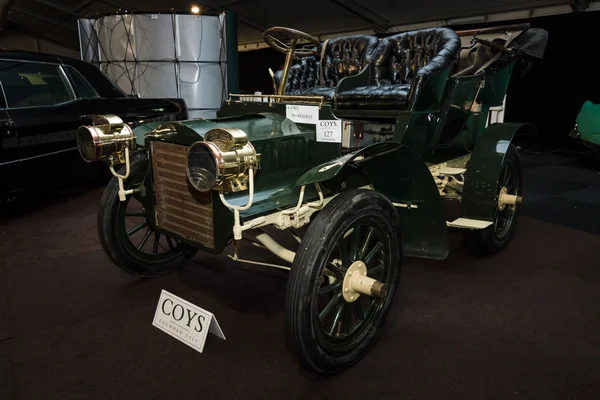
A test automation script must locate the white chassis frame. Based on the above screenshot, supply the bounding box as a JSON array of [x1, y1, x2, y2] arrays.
[[109, 149, 518, 272], [211, 152, 518, 271]]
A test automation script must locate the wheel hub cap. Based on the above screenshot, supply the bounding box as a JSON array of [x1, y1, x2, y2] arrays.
[[342, 260, 386, 302], [498, 186, 523, 211]]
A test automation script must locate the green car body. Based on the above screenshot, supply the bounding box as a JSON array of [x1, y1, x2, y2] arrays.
[[130, 45, 535, 260], [570, 100, 600, 148]]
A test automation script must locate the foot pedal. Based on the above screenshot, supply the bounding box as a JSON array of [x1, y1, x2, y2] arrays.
[[447, 218, 492, 230]]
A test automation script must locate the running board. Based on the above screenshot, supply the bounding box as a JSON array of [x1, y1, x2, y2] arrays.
[[437, 167, 467, 175], [447, 218, 493, 230]]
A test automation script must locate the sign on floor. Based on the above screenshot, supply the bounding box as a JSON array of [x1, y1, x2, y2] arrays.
[[152, 290, 225, 353]]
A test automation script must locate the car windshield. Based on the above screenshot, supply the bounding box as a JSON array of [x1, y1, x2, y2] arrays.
[[69, 60, 128, 99]]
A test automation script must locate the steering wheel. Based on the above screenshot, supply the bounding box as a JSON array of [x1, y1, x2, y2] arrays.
[[263, 27, 322, 57]]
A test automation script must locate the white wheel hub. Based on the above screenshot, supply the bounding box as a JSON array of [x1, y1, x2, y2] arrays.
[[498, 186, 522, 211], [342, 260, 386, 302]]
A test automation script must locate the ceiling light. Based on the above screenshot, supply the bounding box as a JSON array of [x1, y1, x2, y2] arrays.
[[191, 5, 200, 14]]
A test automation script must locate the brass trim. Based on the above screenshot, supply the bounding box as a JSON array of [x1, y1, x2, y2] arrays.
[[278, 38, 298, 97], [76, 114, 135, 164], [226, 93, 326, 108], [187, 127, 260, 194]]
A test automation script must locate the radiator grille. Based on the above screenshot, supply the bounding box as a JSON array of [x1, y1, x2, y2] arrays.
[[151, 141, 215, 249]]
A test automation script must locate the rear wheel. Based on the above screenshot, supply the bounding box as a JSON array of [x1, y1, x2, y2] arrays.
[[474, 144, 523, 253], [285, 189, 402, 374], [97, 152, 197, 278]]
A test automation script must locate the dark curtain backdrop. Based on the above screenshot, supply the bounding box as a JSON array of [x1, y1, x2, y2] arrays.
[[237, 48, 283, 95], [237, 11, 600, 149]]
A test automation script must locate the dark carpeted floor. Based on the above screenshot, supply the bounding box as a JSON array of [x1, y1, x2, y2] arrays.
[[1, 151, 599, 400]]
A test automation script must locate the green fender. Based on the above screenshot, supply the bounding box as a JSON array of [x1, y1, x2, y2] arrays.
[[573, 100, 600, 147], [296, 142, 449, 260], [461, 122, 537, 221]]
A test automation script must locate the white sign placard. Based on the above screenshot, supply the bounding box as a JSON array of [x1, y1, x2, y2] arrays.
[[152, 290, 225, 353], [317, 119, 342, 143], [286, 104, 319, 124]]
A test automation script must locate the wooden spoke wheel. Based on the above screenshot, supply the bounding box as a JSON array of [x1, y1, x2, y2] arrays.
[[285, 189, 402, 374], [97, 152, 196, 278], [475, 144, 523, 253]]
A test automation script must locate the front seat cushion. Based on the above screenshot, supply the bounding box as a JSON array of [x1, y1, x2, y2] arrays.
[[290, 86, 336, 99]]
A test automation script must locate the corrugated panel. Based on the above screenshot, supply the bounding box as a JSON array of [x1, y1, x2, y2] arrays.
[[151, 141, 215, 249]]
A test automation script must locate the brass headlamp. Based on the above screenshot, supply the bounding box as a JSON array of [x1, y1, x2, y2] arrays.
[[76, 114, 136, 164], [186, 128, 259, 193]]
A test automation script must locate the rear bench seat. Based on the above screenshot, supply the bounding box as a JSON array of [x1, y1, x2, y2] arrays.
[[335, 27, 461, 110], [273, 28, 460, 111]]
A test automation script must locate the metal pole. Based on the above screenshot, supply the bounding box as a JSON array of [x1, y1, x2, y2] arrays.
[[225, 10, 239, 94], [277, 40, 297, 98]]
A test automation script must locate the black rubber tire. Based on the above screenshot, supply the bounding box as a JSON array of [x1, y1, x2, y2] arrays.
[[97, 152, 197, 278], [285, 189, 402, 374], [473, 144, 523, 253]]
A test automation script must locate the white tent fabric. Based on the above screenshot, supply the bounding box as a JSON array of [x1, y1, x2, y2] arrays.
[[0, 0, 598, 52], [231, 0, 598, 50]]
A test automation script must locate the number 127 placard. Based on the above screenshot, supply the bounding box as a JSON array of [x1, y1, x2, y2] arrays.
[[317, 120, 342, 143]]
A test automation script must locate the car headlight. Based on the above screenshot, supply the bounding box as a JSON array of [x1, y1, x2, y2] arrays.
[[77, 114, 136, 164], [186, 127, 259, 193]]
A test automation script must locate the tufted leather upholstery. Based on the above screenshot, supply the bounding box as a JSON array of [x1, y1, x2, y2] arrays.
[[273, 35, 379, 99], [292, 86, 337, 99], [320, 35, 379, 87], [336, 27, 461, 109], [274, 56, 320, 93], [337, 84, 412, 102]]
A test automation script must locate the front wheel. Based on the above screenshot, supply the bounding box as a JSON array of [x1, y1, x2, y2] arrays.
[[97, 152, 197, 278], [285, 189, 402, 374]]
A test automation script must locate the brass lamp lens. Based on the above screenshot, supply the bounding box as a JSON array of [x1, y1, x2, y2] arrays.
[[76, 126, 99, 162], [186, 141, 218, 192]]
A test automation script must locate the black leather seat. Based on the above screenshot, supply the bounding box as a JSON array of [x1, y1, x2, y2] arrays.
[[274, 35, 379, 100], [274, 56, 321, 94], [336, 28, 461, 109], [292, 86, 339, 98]]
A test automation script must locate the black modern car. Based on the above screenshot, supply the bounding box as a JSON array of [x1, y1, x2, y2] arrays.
[[0, 50, 188, 200]]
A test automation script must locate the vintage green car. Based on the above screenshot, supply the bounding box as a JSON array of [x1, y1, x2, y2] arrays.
[[76, 23, 547, 374], [569, 100, 600, 150]]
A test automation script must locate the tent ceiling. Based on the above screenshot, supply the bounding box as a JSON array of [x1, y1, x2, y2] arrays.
[[0, 0, 593, 53]]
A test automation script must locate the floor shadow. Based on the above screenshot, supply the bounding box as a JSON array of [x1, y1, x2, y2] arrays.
[[0, 166, 112, 224], [174, 241, 290, 317]]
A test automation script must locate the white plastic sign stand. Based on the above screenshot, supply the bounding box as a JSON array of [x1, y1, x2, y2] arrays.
[[286, 105, 319, 124], [152, 290, 225, 353], [317, 120, 342, 143]]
